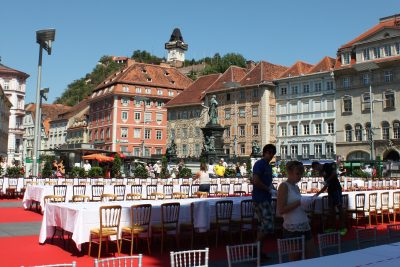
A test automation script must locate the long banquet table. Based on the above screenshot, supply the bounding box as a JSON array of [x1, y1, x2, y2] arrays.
[[268, 242, 400, 266], [39, 196, 250, 250]]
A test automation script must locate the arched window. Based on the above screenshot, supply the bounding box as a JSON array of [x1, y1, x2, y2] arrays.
[[393, 120, 400, 139], [355, 124, 363, 141], [365, 122, 372, 141], [347, 151, 370, 161], [382, 121, 390, 140], [345, 124, 352, 142]]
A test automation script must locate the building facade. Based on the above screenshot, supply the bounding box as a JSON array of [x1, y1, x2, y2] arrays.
[[275, 57, 337, 162], [88, 62, 192, 156], [0, 62, 29, 165], [334, 15, 400, 162], [0, 85, 12, 159]]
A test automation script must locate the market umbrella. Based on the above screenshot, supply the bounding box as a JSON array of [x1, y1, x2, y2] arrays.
[[82, 153, 114, 162]]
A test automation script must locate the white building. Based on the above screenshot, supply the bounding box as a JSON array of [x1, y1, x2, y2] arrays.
[[0, 62, 29, 165], [275, 57, 337, 163]]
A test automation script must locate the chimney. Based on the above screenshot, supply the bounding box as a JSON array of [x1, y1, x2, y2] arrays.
[[246, 60, 256, 71], [127, 59, 135, 67]]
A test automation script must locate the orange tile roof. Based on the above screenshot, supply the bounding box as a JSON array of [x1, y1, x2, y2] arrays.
[[26, 103, 71, 134], [56, 98, 89, 120], [278, 61, 314, 78], [95, 62, 192, 91], [307, 56, 335, 74], [0, 63, 29, 79], [206, 66, 248, 93], [165, 73, 221, 107], [240, 61, 288, 86]]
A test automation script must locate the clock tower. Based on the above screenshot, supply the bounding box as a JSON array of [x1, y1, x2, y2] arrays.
[[165, 28, 188, 68]]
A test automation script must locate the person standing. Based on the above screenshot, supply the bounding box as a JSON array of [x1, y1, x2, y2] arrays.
[[83, 160, 91, 173], [277, 161, 314, 259], [194, 162, 210, 192], [214, 160, 226, 178], [252, 144, 276, 260], [313, 161, 347, 235]]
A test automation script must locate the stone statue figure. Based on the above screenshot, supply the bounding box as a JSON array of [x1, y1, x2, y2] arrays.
[[166, 140, 177, 156], [204, 136, 211, 152], [209, 136, 215, 152], [208, 95, 219, 125], [252, 140, 261, 155]]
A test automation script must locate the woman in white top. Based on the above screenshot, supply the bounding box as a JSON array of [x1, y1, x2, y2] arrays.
[[194, 162, 210, 192], [277, 161, 314, 259]]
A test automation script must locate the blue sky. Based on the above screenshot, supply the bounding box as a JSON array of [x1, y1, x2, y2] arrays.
[[1, 0, 399, 103]]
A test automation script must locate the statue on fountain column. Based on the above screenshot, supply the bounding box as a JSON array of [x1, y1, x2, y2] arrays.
[[208, 95, 219, 125]]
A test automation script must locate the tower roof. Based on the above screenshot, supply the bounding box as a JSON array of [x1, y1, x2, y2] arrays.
[[169, 28, 184, 42], [165, 28, 188, 51]]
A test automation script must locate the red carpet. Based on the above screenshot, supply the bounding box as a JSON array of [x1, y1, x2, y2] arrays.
[[0, 208, 42, 223]]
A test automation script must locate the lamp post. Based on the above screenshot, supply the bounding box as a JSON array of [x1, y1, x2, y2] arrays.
[[353, 62, 379, 161], [33, 29, 55, 176]]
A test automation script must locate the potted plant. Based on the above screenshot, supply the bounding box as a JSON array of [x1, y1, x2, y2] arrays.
[[224, 168, 236, 178], [178, 167, 192, 178], [160, 156, 169, 179], [6, 166, 23, 178], [112, 154, 122, 178], [134, 165, 148, 179], [70, 167, 85, 178], [88, 166, 103, 178]]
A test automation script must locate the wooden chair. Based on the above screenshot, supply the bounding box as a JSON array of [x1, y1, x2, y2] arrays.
[[318, 232, 341, 256], [114, 185, 126, 201], [321, 196, 331, 231], [356, 227, 376, 249], [126, 178, 135, 185], [121, 204, 152, 255], [100, 194, 117, 202], [231, 199, 256, 242], [43, 195, 68, 246], [73, 185, 86, 196], [233, 183, 246, 196], [380, 192, 390, 224], [210, 200, 233, 247], [88, 205, 122, 259], [92, 185, 105, 201], [151, 202, 180, 253], [301, 182, 308, 194], [226, 242, 259, 267], [177, 184, 190, 199], [127, 185, 143, 200], [163, 185, 174, 199], [367, 193, 378, 226], [209, 184, 218, 197], [387, 223, 400, 241], [53, 185, 67, 201], [147, 185, 164, 200], [6, 178, 19, 198], [217, 184, 230, 197], [393, 191, 400, 223], [347, 193, 366, 227], [190, 184, 200, 197], [94, 255, 142, 267], [72, 195, 90, 202], [277, 236, 305, 263], [170, 248, 209, 267], [247, 184, 253, 194]]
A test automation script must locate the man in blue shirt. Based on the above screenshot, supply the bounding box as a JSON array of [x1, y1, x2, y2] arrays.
[[252, 144, 276, 259]]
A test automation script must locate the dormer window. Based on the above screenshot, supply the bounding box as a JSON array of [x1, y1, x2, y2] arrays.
[[171, 80, 175, 84], [373, 47, 381, 59], [363, 48, 370, 61], [384, 45, 392, 57], [142, 68, 147, 73], [396, 43, 400, 55], [147, 77, 152, 82], [164, 71, 170, 76], [342, 52, 350, 65]]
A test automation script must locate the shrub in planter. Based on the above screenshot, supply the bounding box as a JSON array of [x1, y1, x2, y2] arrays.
[[179, 167, 192, 178], [88, 167, 103, 178], [224, 168, 236, 178], [6, 166, 23, 178], [160, 156, 169, 178], [351, 169, 368, 178], [134, 165, 148, 178], [70, 167, 86, 178], [112, 154, 122, 178]]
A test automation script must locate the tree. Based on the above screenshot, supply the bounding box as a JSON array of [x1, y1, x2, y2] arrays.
[[131, 50, 163, 64], [112, 154, 122, 178], [187, 70, 197, 80], [160, 156, 169, 178]]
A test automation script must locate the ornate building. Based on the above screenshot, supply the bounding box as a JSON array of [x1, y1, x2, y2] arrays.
[[0, 62, 29, 165], [275, 57, 337, 162], [334, 14, 400, 162], [0, 85, 11, 159]]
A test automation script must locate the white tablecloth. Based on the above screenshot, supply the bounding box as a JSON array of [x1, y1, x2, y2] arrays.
[[268, 242, 400, 266], [39, 196, 249, 250]]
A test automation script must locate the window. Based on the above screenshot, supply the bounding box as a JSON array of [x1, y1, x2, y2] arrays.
[[135, 87, 142, 93], [123, 86, 129, 92], [121, 97, 129, 106], [182, 128, 188, 138], [362, 73, 370, 85], [384, 45, 392, 57], [343, 77, 351, 88], [253, 88, 259, 98], [156, 130, 162, 140], [145, 129, 151, 139], [270, 106, 275, 115], [363, 48, 370, 60], [145, 99, 151, 107], [100, 129, 104, 139], [144, 112, 151, 122], [345, 125, 352, 142], [240, 90, 245, 99], [303, 102, 309, 112], [315, 123, 322, 134], [355, 124, 363, 141], [303, 84, 310, 93], [168, 90, 174, 96], [315, 82, 322, 92], [252, 124, 259, 136], [144, 148, 150, 157], [134, 112, 141, 121], [239, 125, 245, 136], [134, 128, 141, 138], [313, 101, 321, 112], [281, 126, 287, 136], [326, 143, 334, 158], [157, 101, 163, 107], [281, 87, 287, 95], [270, 124, 274, 136], [226, 93, 231, 101], [121, 111, 128, 121], [252, 106, 258, 116], [225, 126, 231, 137], [393, 121, 400, 139], [156, 113, 163, 122], [195, 144, 201, 156], [328, 122, 334, 134], [384, 71, 393, 82], [303, 124, 309, 135], [106, 128, 110, 138], [195, 127, 201, 137], [342, 52, 350, 65], [121, 128, 128, 138], [239, 107, 246, 117], [362, 93, 371, 111], [134, 147, 140, 156], [156, 148, 162, 155], [240, 144, 246, 155], [135, 99, 141, 107], [145, 88, 151, 94], [302, 145, 309, 158], [290, 102, 298, 113], [290, 145, 298, 159], [326, 81, 334, 90], [327, 100, 334, 110], [291, 85, 298, 94], [225, 109, 231, 120], [314, 144, 322, 158], [281, 146, 288, 159], [120, 146, 128, 153], [366, 123, 372, 141], [382, 121, 390, 140], [157, 89, 163, 95], [343, 96, 352, 113], [3, 80, 9, 90], [384, 91, 395, 109], [373, 47, 381, 59], [292, 125, 298, 136]]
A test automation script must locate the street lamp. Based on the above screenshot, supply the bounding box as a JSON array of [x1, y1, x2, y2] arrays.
[[353, 62, 379, 161], [33, 29, 55, 176]]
